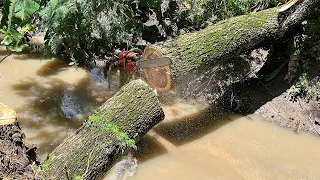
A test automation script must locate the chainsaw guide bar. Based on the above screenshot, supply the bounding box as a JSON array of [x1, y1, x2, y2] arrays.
[[136, 57, 172, 69]]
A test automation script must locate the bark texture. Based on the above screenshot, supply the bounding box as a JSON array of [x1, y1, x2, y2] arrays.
[[45, 80, 165, 180], [0, 102, 38, 180], [154, 0, 319, 102]]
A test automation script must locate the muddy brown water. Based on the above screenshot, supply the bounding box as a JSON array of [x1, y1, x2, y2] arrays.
[[0, 49, 119, 156], [1, 51, 320, 179]]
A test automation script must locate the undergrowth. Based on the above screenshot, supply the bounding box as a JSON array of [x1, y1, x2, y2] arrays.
[[0, 0, 40, 52], [0, 0, 279, 65], [288, 16, 320, 102]]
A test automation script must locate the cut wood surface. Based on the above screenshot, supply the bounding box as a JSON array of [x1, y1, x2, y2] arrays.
[[0, 102, 17, 125], [45, 80, 165, 180]]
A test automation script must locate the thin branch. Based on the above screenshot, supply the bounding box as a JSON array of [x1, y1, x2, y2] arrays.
[[0, 52, 12, 63], [82, 149, 94, 179]]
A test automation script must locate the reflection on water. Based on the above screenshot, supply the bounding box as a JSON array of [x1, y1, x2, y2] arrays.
[[0, 53, 118, 158], [105, 104, 320, 180]]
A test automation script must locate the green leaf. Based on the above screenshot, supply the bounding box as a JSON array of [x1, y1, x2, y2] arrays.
[[14, 0, 40, 21], [0, 26, 9, 35], [8, 43, 29, 52], [21, 23, 35, 32], [1, 35, 14, 45], [10, 28, 25, 43]]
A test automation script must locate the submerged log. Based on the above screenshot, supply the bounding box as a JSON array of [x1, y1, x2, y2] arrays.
[[153, 0, 319, 102], [45, 80, 164, 179], [0, 102, 38, 179]]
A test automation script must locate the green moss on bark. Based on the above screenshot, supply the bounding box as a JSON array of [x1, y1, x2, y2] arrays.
[[157, 7, 278, 79]]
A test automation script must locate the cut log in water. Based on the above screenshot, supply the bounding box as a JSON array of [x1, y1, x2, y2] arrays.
[[45, 79, 165, 180]]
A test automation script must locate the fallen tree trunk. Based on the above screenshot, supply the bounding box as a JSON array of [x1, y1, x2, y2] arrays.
[[0, 102, 38, 180], [45, 80, 164, 179], [40, 1, 318, 178], [153, 0, 319, 102]]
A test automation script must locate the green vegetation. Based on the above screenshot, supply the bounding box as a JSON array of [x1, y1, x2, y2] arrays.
[[38, 0, 166, 65], [289, 73, 309, 102], [0, 0, 279, 65], [88, 111, 137, 149], [72, 175, 82, 180], [288, 17, 320, 102], [42, 157, 51, 173], [0, 0, 39, 52], [88, 110, 104, 124], [179, 0, 278, 26]]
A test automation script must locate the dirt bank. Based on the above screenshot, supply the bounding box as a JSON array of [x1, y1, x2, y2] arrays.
[[254, 92, 320, 136], [220, 47, 320, 137]]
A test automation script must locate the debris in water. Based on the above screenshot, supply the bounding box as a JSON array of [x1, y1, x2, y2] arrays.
[[109, 154, 138, 180], [295, 119, 301, 133]]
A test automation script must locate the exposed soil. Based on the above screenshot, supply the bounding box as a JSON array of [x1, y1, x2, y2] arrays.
[[221, 46, 320, 137], [254, 92, 320, 136], [254, 57, 320, 136], [0, 121, 40, 179]]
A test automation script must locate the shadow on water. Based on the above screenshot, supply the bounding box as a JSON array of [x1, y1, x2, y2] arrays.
[[153, 108, 233, 146], [11, 77, 92, 154], [8, 60, 116, 155], [134, 134, 169, 163], [36, 60, 70, 77], [12, 77, 92, 126]]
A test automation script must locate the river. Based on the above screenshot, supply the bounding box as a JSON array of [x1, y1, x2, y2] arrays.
[[0, 52, 319, 179]]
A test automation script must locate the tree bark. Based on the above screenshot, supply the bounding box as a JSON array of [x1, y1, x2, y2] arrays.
[[0, 102, 38, 180], [45, 80, 165, 180], [153, 0, 319, 102]]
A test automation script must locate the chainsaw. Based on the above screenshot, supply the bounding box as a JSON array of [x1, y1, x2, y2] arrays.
[[102, 46, 172, 92], [114, 48, 172, 72]]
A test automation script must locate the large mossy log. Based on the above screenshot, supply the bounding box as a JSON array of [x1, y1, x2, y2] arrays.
[[153, 0, 319, 101], [0, 102, 38, 180], [45, 80, 165, 179]]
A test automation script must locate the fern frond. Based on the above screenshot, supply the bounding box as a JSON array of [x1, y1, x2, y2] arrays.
[[48, 34, 62, 55]]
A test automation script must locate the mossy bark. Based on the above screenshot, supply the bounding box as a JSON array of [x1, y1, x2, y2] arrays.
[[153, 0, 319, 102], [45, 80, 165, 180]]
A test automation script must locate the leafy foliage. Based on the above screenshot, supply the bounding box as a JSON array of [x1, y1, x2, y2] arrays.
[[288, 17, 320, 102], [40, 0, 162, 65], [31, 0, 279, 65], [101, 122, 137, 149], [15, 0, 40, 21], [88, 110, 104, 124], [87, 111, 137, 149], [0, 0, 39, 52], [289, 73, 308, 102], [179, 0, 278, 26], [41, 157, 51, 173], [39, 0, 95, 64]]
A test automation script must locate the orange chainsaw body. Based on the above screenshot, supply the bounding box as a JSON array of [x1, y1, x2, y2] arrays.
[[117, 51, 137, 73], [115, 47, 171, 92]]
